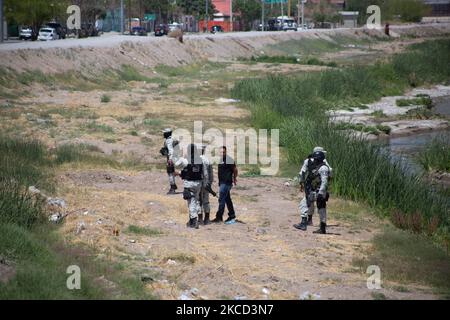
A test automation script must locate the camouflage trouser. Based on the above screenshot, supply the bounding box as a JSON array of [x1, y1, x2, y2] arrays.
[[168, 173, 175, 186], [299, 191, 328, 223], [200, 185, 210, 214], [184, 181, 202, 219], [167, 161, 175, 186]]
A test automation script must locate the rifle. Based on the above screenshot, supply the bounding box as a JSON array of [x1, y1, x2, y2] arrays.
[[204, 184, 217, 198]]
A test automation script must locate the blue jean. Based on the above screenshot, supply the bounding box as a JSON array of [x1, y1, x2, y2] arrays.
[[216, 183, 235, 219]]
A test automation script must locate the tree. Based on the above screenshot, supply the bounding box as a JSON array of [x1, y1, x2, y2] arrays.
[[307, 0, 342, 24], [177, 0, 216, 19], [233, 0, 261, 31], [387, 0, 431, 22], [72, 0, 108, 23], [4, 0, 69, 31], [346, 0, 431, 24]]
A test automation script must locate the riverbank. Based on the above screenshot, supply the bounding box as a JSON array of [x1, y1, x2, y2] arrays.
[[232, 39, 450, 244], [329, 86, 450, 140]]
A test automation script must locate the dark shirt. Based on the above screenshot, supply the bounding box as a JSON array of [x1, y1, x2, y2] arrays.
[[218, 155, 236, 185]]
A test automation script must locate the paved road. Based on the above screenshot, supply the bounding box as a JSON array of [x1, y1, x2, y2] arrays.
[[0, 30, 313, 52], [0, 23, 447, 52]]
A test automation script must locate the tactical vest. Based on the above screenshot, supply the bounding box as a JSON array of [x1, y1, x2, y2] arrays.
[[305, 160, 329, 191], [181, 163, 203, 181]]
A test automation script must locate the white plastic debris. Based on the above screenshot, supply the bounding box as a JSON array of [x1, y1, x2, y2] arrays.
[[262, 288, 270, 295], [300, 291, 321, 300], [234, 295, 247, 300], [47, 198, 67, 208], [190, 288, 199, 296], [76, 222, 86, 235], [215, 98, 240, 104], [284, 182, 291, 187], [178, 292, 192, 300], [28, 186, 41, 195], [166, 259, 177, 265], [129, 239, 136, 243], [49, 213, 62, 223]]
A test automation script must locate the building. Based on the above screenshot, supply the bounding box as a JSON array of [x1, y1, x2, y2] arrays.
[[199, 0, 234, 32], [339, 11, 359, 28], [423, 0, 450, 16]]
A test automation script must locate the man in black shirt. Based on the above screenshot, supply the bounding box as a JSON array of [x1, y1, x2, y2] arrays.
[[212, 146, 238, 224]]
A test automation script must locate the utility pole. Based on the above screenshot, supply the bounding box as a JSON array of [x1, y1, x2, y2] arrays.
[[128, 0, 131, 32], [297, 0, 305, 29], [120, 0, 124, 33], [205, 0, 208, 32], [261, 0, 264, 31], [230, 0, 233, 32], [0, 0, 3, 43], [139, 0, 142, 27], [301, 0, 305, 29]]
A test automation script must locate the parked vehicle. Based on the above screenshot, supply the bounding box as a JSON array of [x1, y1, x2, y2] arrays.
[[210, 25, 224, 33], [46, 22, 66, 39], [315, 22, 334, 29], [168, 23, 182, 33], [38, 27, 59, 41], [267, 19, 281, 31], [154, 24, 168, 36], [19, 27, 37, 40], [277, 16, 297, 31], [131, 26, 147, 36]]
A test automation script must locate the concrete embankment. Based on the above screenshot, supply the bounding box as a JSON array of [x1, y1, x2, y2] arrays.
[[0, 23, 449, 75]]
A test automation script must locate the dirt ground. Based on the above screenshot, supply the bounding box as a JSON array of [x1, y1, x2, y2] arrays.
[[1, 26, 448, 300], [54, 169, 437, 300]]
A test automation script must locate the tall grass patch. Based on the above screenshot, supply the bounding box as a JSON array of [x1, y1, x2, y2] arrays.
[[232, 39, 450, 239], [418, 135, 450, 172]]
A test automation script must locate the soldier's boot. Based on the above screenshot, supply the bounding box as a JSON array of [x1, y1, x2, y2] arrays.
[[192, 217, 199, 229], [203, 212, 211, 225], [313, 222, 327, 234], [187, 218, 199, 229], [293, 217, 308, 231], [307, 214, 313, 226], [198, 214, 204, 225]]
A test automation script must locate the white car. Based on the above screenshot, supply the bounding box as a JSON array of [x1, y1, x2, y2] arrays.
[[19, 27, 35, 40], [168, 23, 182, 32], [38, 27, 59, 41]]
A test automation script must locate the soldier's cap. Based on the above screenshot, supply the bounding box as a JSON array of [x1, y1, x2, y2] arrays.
[[313, 146, 327, 154], [162, 128, 172, 133]]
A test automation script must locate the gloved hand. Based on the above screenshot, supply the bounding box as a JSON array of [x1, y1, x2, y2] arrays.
[[167, 159, 174, 166]]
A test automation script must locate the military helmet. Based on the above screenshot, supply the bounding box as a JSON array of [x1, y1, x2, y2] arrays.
[[313, 146, 326, 154], [312, 151, 325, 163], [163, 128, 172, 138]]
